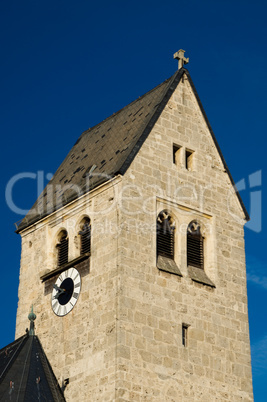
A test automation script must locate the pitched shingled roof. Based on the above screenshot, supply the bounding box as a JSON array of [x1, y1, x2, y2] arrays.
[[16, 68, 249, 232], [0, 333, 66, 401]]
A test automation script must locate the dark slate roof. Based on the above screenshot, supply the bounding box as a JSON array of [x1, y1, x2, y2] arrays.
[[16, 68, 249, 232], [0, 333, 66, 401]]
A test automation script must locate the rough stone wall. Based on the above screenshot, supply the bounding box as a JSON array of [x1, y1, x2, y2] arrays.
[[16, 181, 121, 401], [15, 74, 253, 401], [116, 76, 253, 401]]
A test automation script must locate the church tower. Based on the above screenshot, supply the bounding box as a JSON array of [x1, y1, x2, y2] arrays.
[[15, 52, 253, 401]]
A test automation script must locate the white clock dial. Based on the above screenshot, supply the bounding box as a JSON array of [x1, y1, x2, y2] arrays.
[[51, 268, 81, 316]]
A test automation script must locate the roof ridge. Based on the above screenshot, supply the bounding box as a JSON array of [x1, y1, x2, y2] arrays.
[[0, 333, 29, 383], [16, 66, 248, 230], [119, 68, 184, 174], [16, 69, 186, 232], [33, 336, 66, 401], [76, 74, 175, 144]]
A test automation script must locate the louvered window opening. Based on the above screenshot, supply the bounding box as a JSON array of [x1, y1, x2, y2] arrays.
[[57, 235, 68, 266], [80, 223, 91, 255], [157, 221, 174, 259], [187, 233, 204, 269]]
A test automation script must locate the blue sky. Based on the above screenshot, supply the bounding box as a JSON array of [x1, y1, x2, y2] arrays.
[[0, 0, 266, 399]]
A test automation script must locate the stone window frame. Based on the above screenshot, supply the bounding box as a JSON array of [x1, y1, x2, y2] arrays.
[[185, 217, 215, 288], [156, 198, 216, 286], [173, 143, 195, 171], [185, 148, 194, 171], [156, 207, 182, 277], [173, 144, 182, 165], [56, 229, 69, 267], [182, 323, 190, 347], [157, 210, 175, 260], [187, 220, 204, 269], [78, 216, 91, 256]]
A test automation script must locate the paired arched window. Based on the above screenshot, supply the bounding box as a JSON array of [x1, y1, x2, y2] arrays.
[[56, 230, 69, 266], [187, 221, 204, 269], [156, 211, 175, 260], [55, 218, 91, 267], [79, 217, 91, 255], [156, 215, 204, 270]]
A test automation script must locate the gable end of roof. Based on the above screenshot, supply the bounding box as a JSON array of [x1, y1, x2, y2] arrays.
[[184, 71, 249, 221], [16, 67, 249, 232], [119, 68, 185, 175]]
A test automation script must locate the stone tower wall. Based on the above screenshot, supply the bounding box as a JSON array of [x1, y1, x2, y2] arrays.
[[15, 75, 253, 401], [115, 76, 253, 401], [16, 181, 121, 401]]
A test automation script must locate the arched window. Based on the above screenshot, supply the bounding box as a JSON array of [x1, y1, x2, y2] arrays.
[[157, 211, 175, 259], [187, 221, 204, 269], [79, 217, 91, 255], [56, 230, 68, 266]]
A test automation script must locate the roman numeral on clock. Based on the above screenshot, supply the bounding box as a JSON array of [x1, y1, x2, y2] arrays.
[[52, 300, 58, 310], [51, 268, 81, 316], [56, 304, 61, 316]]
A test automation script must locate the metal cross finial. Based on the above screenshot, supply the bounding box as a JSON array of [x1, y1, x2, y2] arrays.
[[173, 49, 189, 70]]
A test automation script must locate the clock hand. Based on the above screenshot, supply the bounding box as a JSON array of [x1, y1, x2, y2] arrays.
[[53, 284, 66, 299], [53, 284, 66, 292]]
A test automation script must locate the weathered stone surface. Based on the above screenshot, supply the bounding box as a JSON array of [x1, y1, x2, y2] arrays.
[[15, 74, 253, 401], [188, 265, 215, 287], [157, 255, 182, 276]]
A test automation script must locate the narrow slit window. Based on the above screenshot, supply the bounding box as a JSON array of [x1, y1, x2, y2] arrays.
[[187, 221, 204, 269], [57, 230, 68, 266], [173, 144, 181, 165], [79, 218, 91, 255], [157, 211, 175, 259], [185, 149, 194, 170], [182, 324, 189, 347]]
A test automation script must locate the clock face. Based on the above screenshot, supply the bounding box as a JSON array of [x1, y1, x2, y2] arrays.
[[51, 268, 81, 316]]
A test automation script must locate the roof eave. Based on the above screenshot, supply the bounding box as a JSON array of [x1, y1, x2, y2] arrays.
[[15, 173, 121, 234]]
